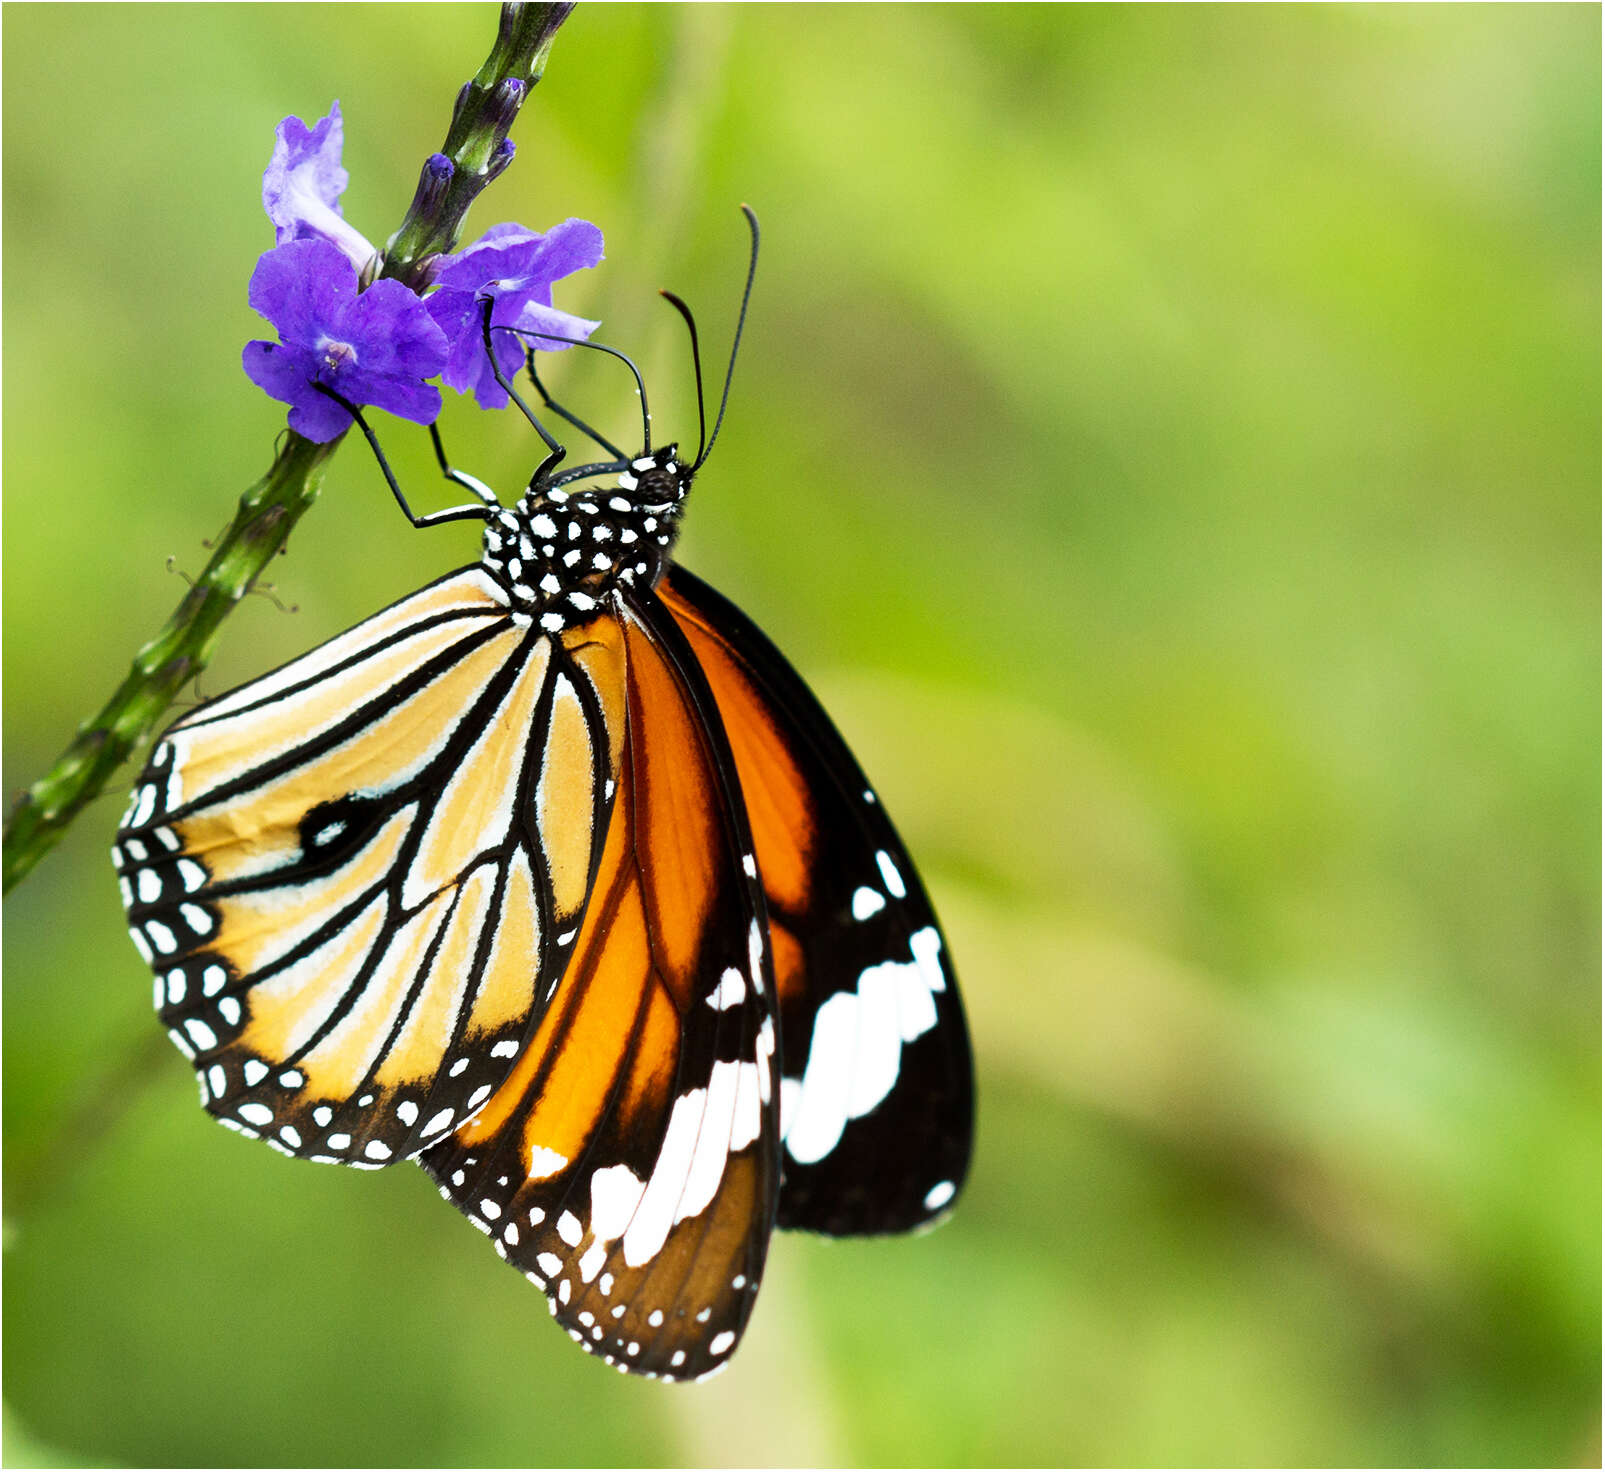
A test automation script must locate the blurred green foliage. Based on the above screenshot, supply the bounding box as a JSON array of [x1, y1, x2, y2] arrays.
[[3, 5, 1598, 1466]]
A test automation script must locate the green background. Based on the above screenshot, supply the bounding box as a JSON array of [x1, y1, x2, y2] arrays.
[[4, 4, 1598, 1466]]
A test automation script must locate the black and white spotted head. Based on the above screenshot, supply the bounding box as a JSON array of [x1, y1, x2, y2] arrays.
[[478, 446, 692, 631], [477, 206, 759, 635]]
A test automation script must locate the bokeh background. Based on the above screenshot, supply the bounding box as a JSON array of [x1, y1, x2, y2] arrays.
[[4, 5, 1598, 1466]]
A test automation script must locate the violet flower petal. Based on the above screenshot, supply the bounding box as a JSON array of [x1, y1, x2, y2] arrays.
[[261, 101, 376, 272], [242, 340, 352, 443], [511, 299, 603, 352], [338, 278, 450, 381], [359, 376, 444, 428], [428, 217, 605, 409], [520, 217, 606, 286], [429, 223, 541, 291], [430, 289, 537, 410], [248, 239, 358, 347]]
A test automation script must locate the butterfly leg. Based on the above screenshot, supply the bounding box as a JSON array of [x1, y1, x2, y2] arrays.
[[519, 347, 626, 461], [310, 384, 496, 530], [477, 296, 566, 459], [426, 424, 503, 510]]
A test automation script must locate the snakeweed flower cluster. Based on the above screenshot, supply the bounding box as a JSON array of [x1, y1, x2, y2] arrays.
[[243, 103, 602, 442]]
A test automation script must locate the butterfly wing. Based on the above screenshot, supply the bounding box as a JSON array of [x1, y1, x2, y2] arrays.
[[659, 564, 973, 1236], [113, 566, 625, 1166], [421, 589, 781, 1382]]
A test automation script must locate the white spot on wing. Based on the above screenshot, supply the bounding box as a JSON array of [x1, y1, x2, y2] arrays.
[[851, 886, 885, 920], [528, 1145, 568, 1178], [179, 903, 213, 935], [131, 784, 156, 827], [706, 967, 745, 1011], [875, 850, 906, 899], [781, 925, 947, 1165], [748, 918, 765, 993], [183, 1017, 217, 1051]]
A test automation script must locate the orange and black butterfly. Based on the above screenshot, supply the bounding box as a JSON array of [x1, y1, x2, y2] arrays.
[[111, 212, 972, 1382]]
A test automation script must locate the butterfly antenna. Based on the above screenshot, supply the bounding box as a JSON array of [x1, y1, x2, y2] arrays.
[[696, 204, 760, 472], [658, 290, 707, 467], [500, 326, 652, 453]]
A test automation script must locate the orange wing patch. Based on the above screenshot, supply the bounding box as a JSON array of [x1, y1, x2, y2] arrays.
[[422, 594, 779, 1382], [658, 579, 817, 1004], [659, 564, 973, 1239]]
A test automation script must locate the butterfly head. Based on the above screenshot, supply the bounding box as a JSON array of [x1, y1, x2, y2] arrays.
[[482, 446, 694, 631], [617, 444, 692, 510]]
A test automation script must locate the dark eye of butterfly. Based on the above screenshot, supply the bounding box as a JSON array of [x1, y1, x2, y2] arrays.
[[635, 467, 679, 502]]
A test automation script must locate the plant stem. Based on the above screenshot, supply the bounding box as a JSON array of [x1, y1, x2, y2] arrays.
[[2, 1, 573, 896]]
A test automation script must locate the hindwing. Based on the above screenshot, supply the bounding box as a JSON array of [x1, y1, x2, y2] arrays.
[[113, 567, 624, 1166], [421, 589, 781, 1382], [659, 564, 973, 1235]]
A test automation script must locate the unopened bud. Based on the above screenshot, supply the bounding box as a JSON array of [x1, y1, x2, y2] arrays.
[[409, 153, 456, 219], [485, 137, 517, 184]]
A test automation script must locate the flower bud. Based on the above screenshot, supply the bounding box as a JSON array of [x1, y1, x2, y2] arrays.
[[408, 153, 456, 221], [487, 77, 526, 132], [484, 137, 517, 185]]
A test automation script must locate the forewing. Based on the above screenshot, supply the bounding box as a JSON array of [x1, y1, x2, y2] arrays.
[[113, 567, 625, 1167], [422, 590, 781, 1382], [659, 564, 973, 1235]]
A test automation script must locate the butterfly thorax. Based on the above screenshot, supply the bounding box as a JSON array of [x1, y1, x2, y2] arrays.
[[480, 446, 692, 632]]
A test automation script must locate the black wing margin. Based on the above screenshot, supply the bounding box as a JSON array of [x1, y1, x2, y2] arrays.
[[659, 563, 973, 1236]]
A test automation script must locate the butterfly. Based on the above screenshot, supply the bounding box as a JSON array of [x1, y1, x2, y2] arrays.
[[111, 210, 972, 1382]]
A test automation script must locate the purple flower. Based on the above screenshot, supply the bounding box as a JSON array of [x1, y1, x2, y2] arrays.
[[242, 239, 448, 443], [261, 101, 377, 273], [427, 218, 604, 409]]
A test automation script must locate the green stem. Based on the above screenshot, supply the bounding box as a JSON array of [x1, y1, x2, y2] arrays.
[[2, 0, 573, 895]]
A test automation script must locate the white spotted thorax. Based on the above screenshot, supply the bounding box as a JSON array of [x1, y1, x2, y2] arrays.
[[480, 448, 691, 631]]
